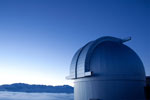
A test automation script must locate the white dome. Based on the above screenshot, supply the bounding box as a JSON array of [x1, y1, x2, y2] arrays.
[[67, 36, 145, 81]]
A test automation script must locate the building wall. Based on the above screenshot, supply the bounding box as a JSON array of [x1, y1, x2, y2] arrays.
[[74, 79, 146, 100]]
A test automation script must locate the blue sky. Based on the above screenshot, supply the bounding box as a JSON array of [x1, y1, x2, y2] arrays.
[[0, 0, 149, 86]]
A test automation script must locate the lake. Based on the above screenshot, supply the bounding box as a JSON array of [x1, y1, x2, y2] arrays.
[[0, 91, 74, 100]]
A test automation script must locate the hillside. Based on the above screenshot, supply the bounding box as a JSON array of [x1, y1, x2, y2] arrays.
[[0, 83, 73, 93]]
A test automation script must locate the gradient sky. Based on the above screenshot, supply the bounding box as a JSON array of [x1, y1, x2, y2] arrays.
[[0, 0, 149, 86]]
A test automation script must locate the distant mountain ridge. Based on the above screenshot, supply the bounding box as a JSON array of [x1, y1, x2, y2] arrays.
[[0, 83, 73, 93]]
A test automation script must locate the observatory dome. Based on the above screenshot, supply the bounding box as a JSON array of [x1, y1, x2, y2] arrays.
[[67, 36, 146, 100], [67, 36, 145, 80]]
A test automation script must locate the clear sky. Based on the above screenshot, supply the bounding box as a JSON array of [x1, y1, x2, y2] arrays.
[[0, 0, 149, 86]]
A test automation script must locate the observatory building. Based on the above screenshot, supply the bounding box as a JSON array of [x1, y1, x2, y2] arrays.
[[67, 36, 150, 100]]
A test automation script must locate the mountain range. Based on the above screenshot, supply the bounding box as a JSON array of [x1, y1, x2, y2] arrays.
[[0, 83, 73, 93]]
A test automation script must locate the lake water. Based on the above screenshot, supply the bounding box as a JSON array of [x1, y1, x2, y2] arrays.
[[0, 91, 74, 100]]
